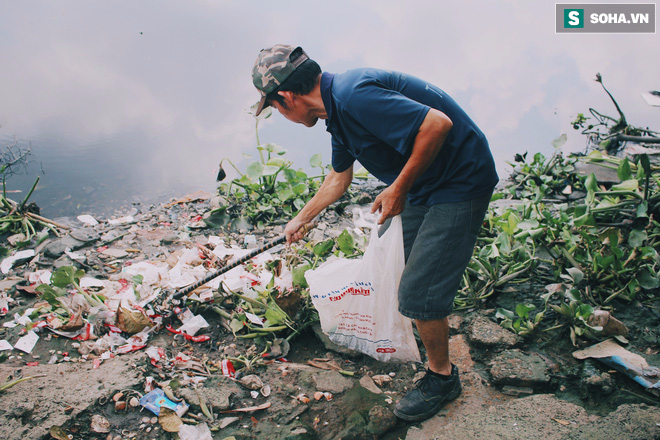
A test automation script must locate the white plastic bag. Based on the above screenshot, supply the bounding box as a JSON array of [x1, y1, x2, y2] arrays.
[[307, 215, 421, 362]]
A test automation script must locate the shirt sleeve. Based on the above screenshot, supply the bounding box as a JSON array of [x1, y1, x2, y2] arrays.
[[331, 137, 355, 173], [345, 82, 430, 156]]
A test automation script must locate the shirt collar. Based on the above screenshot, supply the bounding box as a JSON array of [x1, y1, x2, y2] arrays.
[[320, 72, 335, 124]]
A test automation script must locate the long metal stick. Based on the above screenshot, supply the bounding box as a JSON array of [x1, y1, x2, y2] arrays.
[[173, 235, 286, 300], [172, 221, 316, 300]]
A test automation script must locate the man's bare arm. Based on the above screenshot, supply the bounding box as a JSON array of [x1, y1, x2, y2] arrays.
[[371, 108, 453, 223], [285, 166, 353, 243]]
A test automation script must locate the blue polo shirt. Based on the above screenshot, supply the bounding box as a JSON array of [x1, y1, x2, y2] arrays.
[[320, 69, 498, 206]]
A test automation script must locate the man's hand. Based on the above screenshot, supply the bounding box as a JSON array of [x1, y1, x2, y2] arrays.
[[284, 217, 308, 244], [371, 184, 406, 224]]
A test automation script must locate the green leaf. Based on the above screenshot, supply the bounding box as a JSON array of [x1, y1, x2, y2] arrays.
[[276, 188, 295, 202], [636, 201, 648, 218], [336, 229, 355, 255], [261, 165, 281, 176], [246, 162, 264, 181], [292, 183, 309, 196], [584, 173, 598, 202], [496, 308, 515, 321], [293, 198, 305, 211], [292, 263, 311, 288], [313, 239, 334, 257], [565, 288, 581, 302], [611, 179, 639, 191], [283, 168, 298, 182], [264, 307, 287, 326], [566, 267, 584, 284], [266, 157, 288, 167], [51, 266, 84, 288], [261, 143, 287, 155], [628, 229, 647, 248], [515, 303, 535, 320], [310, 153, 322, 168], [617, 158, 633, 181], [354, 167, 370, 179], [576, 304, 594, 320], [229, 318, 245, 334], [36, 284, 66, 307], [637, 267, 660, 289]]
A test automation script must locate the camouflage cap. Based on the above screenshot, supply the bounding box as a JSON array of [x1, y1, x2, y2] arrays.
[[252, 44, 309, 116]]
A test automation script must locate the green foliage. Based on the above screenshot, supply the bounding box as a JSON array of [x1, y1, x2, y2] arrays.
[[496, 303, 544, 336], [212, 108, 331, 230], [460, 111, 658, 344], [0, 175, 58, 243], [37, 266, 106, 309]]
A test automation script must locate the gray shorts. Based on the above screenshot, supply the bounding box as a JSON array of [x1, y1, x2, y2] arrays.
[[398, 193, 492, 320]]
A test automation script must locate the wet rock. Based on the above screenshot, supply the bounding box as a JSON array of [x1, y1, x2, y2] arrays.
[[177, 382, 240, 411], [238, 374, 264, 390], [358, 375, 382, 395], [283, 423, 318, 440], [467, 315, 521, 348], [447, 314, 464, 332], [580, 359, 616, 396], [337, 410, 368, 439], [501, 385, 535, 397], [354, 192, 373, 205], [90, 414, 110, 433], [312, 370, 354, 394], [69, 228, 101, 243], [489, 349, 551, 388], [43, 235, 89, 258], [367, 404, 397, 436]]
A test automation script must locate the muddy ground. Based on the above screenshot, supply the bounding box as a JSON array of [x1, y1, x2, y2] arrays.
[[1, 189, 659, 440]]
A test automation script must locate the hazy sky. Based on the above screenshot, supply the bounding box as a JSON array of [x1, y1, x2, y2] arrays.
[[0, 1, 658, 216]]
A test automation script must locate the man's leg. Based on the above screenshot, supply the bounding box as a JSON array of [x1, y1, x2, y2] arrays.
[[416, 318, 450, 375], [395, 193, 492, 422]]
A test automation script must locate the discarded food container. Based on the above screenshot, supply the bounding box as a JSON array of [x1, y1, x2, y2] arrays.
[[139, 388, 189, 417]]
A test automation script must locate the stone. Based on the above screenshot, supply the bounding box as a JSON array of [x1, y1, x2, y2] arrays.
[[284, 423, 317, 440], [44, 235, 88, 258], [177, 382, 240, 411], [489, 349, 551, 388], [367, 404, 397, 435], [447, 315, 464, 332], [69, 228, 101, 243], [312, 370, 354, 394], [501, 385, 535, 397], [358, 375, 382, 395], [467, 315, 520, 348]]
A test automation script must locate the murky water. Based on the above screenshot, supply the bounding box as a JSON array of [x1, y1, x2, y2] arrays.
[[0, 132, 215, 219]]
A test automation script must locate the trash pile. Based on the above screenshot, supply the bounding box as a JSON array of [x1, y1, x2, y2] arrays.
[[0, 190, 387, 438]]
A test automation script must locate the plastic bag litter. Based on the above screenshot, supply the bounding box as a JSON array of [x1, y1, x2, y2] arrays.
[[573, 338, 660, 395], [307, 215, 420, 363], [1, 249, 35, 274], [179, 422, 213, 440]]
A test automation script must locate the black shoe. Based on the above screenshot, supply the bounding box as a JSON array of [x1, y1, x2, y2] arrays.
[[393, 364, 462, 422]]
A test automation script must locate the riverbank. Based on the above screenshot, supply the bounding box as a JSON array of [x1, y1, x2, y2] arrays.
[[0, 181, 659, 440]]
